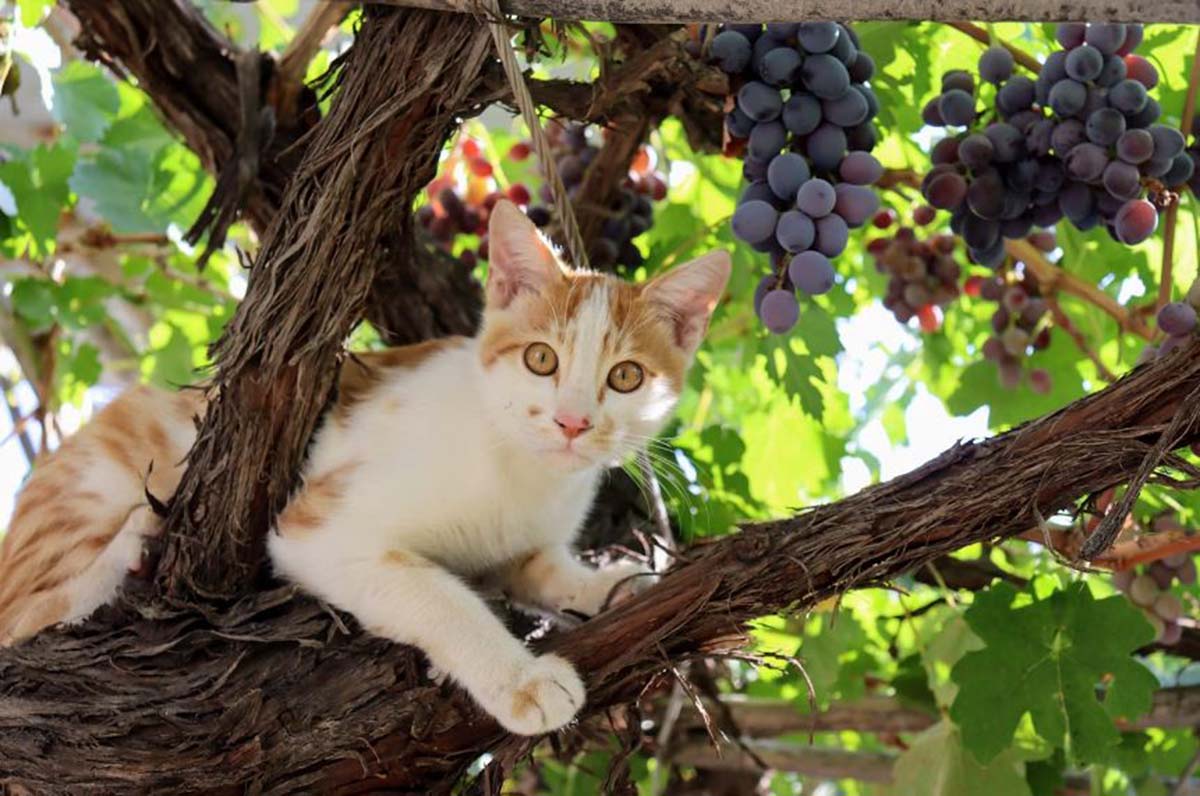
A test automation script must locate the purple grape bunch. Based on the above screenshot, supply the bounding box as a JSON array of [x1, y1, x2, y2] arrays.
[[972, 260, 1054, 392], [1163, 115, 1200, 196], [921, 23, 1186, 267], [707, 22, 883, 334]]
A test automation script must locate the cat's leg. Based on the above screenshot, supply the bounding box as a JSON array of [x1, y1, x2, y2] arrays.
[[503, 545, 654, 617], [269, 537, 585, 735]]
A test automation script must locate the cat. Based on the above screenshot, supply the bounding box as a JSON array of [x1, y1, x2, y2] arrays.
[[0, 199, 730, 735]]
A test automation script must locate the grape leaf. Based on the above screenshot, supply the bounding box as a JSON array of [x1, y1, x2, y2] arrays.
[[890, 719, 1031, 796], [761, 335, 824, 420], [52, 62, 121, 143], [950, 581, 1157, 764]]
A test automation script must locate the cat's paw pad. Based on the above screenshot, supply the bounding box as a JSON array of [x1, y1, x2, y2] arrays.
[[496, 654, 585, 736]]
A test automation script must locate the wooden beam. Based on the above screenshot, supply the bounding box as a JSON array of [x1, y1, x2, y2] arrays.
[[358, 0, 1200, 24]]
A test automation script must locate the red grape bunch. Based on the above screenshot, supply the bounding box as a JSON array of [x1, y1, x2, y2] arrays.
[[1113, 536, 1196, 646], [705, 22, 883, 334], [921, 24, 1186, 266], [418, 126, 669, 269], [967, 257, 1054, 392], [867, 206, 961, 332]]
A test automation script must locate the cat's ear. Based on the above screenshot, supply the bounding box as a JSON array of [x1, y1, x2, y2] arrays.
[[486, 200, 565, 309], [641, 251, 731, 353]]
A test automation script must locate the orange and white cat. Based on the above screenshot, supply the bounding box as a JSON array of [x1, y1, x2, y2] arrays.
[[0, 200, 730, 735]]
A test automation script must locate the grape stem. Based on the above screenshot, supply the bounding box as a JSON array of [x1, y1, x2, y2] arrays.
[[946, 22, 1042, 75], [1045, 295, 1117, 382], [1015, 525, 1200, 571], [1007, 238, 1155, 341], [1155, 29, 1200, 312]]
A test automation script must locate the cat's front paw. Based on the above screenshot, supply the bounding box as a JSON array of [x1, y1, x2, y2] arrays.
[[494, 654, 585, 735]]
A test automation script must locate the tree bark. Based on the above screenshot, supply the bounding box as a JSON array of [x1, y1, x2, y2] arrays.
[[4, 342, 1200, 793], [364, 0, 1200, 23]]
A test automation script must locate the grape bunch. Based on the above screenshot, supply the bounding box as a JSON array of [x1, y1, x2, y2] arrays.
[[705, 22, 883, 334], [867, 206, 961, 332], [1147, 275, 1200, 359], [1113, 547, 1196, 647], [920, 23, 1187, 266], [967, 258, 1054, 392], [418, 126, 669, 269]]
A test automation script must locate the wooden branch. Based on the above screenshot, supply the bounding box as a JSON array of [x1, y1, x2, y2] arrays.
[[6, 340, 1200, 792], [359, 0, 1200, 23], [276, 1, 353, 118], [151, 6, 495, 596], [1007, 237, 1155, 340]]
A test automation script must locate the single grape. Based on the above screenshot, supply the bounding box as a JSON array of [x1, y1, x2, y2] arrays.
[[782, 93, 822, 136], [775, 210, 816, 252], [962, 213, 1001, 250], [1165, 552, 1191, 568], [1178, 558, 1198, 586], [1164, 152, 1196, 188], [848, 51, 875, 82], [942, 69, 975, 94], [709, 30, 753, 73], [1114, 198, 1158, 244], [1116, 128, 1154, 164], [1150, 125, 1186, 160], [845, 122, 877, 152], [839, 151, 884, 185], [765, 22, 799, 38], [1027, 119, 1055, 156], [1051, 119, 1087, 154], [979, 46, 1014, 84], [796, 178, 837, 218], [985, 122, 1025, 163], [759, 289, 800, 333], [759, 46, 803, 86], [922, 97, 945, 127], [738, 81, 783, 122], [1065, 44, 1104, 81], [1112, 569, 1135, 591], [823, 89, 870, 127], [814, 213, 850, 256], [1158, 302, 1197, 336], [1065, 142, 1109, 182], [834, 183, 880, 227], [959, 134, 995, 169], [967, 171, 1006, 219], [1059, 181, 1095, 223], [925, 171, 968, 210], [1056, 22, 1087, 49], [788, 251, 836, 295], [1142, 156, 1174, 178], [748, 121, 787, 160], [1086, 108, 1126, 147], [1123, 55, 1158, 88], [1049, 79, 1087, 117], [753, 274, 775, 314], [855, 84, 880, 121], [1154, 592, 1183, 622], [732, 199, 780, 244], [801, 54, 851, 100], [806, 123, 848, 171], [931, 137, 960, 167], [913, 205, 937, 226], [1108, 79, 1149, 115], [1096, 54, 1128, 88], [998, 76, 1036, 115], [1086, 22, 1127, 55], [939, 89, 976, 126], [1127, 97, 1162, 127], [1161, 621, 1183, 646], [1129, 574, 1159, 607], [1102, 160, 1142, 200], [797, 22, 840, 53], [767, 153, 812, 202], [726, 108, 754, 138], [830, 24, 857, 65]]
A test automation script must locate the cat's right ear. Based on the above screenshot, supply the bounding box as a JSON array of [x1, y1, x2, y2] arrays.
[[486, 200, 565, 309]]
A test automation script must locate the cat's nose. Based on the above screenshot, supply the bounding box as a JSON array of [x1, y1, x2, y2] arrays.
[[554, 412, 592, 439]]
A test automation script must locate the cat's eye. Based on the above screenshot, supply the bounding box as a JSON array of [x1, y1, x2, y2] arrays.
[[523, 343, 558, 376], [607, 361, 644, 393]]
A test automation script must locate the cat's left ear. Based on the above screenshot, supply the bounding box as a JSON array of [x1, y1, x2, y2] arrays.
[[641, 251, 731, 353]]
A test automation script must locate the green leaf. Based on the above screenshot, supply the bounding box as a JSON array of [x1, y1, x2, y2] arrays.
[[0, 142, 77, 255], [890, 720, 1032, 796], [51, 62, 121, 142], [20, 0, 53, 26], [761, 335, 824, 420], [950, 581, 1157, 764], [793, 304, 842, 359]]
